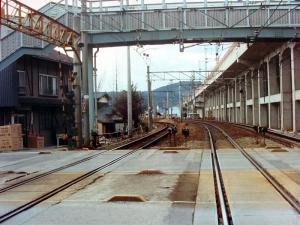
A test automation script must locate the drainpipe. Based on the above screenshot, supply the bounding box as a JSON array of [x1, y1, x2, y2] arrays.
[[93, 48, 100, 132]]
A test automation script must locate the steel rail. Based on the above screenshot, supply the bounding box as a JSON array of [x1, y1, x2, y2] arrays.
[[0, 127, 167, 194], [197, 120, 300, 148], [138, 131, 169, 149], [203, 122, 300, 214], [0, 149, 138, 223], [220, 121, 300, 148], [113, 127, 168, 149], [0, 126, 169, 223], [203, 125, 232, 225], [0, 150, 109, 194]]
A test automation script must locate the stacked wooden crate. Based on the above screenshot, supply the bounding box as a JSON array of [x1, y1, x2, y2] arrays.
[[0, 124, 23, 151]]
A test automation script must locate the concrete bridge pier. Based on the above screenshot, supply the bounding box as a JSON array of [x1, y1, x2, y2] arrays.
[[240, 77, 246, 124], [293, 45, 300, 132], [245, 71, 252, 125], [281, 47, 293, 132], [252, 70, 259, 126]]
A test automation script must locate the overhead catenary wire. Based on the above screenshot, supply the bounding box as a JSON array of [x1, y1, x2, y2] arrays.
[[254, 0, 284, 39]]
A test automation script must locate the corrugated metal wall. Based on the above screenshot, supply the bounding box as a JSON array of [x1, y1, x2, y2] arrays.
[[0, 63, 18, 107]]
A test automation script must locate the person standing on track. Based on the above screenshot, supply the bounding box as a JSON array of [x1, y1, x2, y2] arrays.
[[182, 124, 190, 146], [172, 125, 177, 146]]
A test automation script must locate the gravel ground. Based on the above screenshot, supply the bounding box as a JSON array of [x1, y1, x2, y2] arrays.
[[209, 121, 287, 149], [204, 124, 234, 149], [153, 120, 209, 149]]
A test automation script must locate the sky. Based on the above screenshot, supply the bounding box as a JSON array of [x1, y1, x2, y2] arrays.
[[20, 0, 230, 91], [97, 44, 229, 92]]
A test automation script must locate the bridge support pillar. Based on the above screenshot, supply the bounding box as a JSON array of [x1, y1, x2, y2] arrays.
[[225, 85, 228, 122], [240, 76, 246, 124], [292, 44, 300, 132], [280, 48, 293, 132], [244, 73, 248, 124], [246, 71, 253, 125], [82, 33, 94, 146], [252, 70, 259, 126], [73, 15, 82, 148], [258, 67, 262, 126], [269, 55, 281, 130], [266, 58, 271, 129], [290, 44, 297, 133], [219, 90, 221, 121], [234, 78, 238, 123]]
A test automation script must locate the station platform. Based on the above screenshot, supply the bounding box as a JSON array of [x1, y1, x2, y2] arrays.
[[0, 147, 299, 225]]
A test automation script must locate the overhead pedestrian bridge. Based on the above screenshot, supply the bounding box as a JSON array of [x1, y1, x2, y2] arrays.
[[79, 0, 300, 46]]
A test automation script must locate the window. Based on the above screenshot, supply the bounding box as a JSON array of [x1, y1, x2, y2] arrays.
[[39, 74, 58, 96], [18, 70, 26, 95]]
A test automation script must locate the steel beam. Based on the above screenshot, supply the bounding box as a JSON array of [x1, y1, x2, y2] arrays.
[[88, 28, 300, 47], [0, 0, 80, 60]]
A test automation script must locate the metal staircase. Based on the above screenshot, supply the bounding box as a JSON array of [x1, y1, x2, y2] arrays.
[[0, 1, 72, 71]]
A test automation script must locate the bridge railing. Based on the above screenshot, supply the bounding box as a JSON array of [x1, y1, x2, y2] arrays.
[[79, 0, 296, 12], [79, 0, 300, 32]]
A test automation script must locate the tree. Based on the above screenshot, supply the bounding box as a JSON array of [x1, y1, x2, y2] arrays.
[[113, 85, 146, 127]]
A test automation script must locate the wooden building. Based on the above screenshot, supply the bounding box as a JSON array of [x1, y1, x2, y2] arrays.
[[0, 51, 73, 146]]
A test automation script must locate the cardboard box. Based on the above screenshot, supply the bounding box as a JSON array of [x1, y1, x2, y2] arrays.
[[28, 136, 44, 148], [0, 124, 22, 137], [0, 137, 23, 150], [0, 124, 23, 151]]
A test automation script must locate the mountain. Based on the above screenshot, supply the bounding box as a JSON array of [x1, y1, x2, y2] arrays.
[[95, 81, 201, 113], [142, 81, 201, 111]]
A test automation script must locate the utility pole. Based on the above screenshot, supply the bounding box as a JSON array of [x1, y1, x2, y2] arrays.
[[203, 90, 206, 119], [115, 64, 118, 93], [147, 65, 153, 130], [87, 48, 94, 136], [170, 100, 173, 117], [188, 81, 192, 117], [93, 48, 99, 131], [127, 46, 133, 136], [179, 81, 182, 121], [191, 73, 195, 113], [152, 94, 156, 119], [73, 14, 82, 147], [166, 91, 169, 118], [205, 47, 208, 78]]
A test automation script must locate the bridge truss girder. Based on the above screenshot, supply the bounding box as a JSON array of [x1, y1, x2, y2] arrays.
[[0, 0, 81, 60]]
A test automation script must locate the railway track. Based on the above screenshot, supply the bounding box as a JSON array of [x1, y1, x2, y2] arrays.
[[191, 119, 300, 148], [113, 127, 169, 149], [202, 122, 300, 214], [0, 127, 168, 194], [0, 127, 169, 223], [203, 125, 233, 225], [219, 121, 300, 148]]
